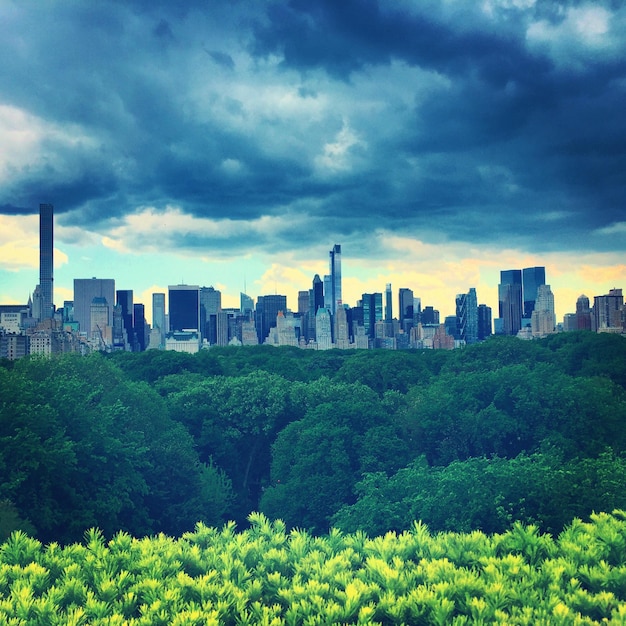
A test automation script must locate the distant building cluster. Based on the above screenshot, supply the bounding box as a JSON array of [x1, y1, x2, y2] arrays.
[[1, 204, 625, 359]]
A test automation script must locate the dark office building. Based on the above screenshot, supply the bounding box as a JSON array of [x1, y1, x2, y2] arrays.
[[362, 293, 383, 338], [498, 269, 523, 335], [134, 303, 147, 351], [398, 288, 414, 328], [421, 306, 439, 325], [522, 266, 546, 319], [116, 289, 135, 350], [255, 294, 287, 344], [168, 285, 200, 333], [478, 304, 492, 340]]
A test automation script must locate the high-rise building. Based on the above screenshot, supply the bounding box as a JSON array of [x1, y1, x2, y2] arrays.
[[240, 292, 254, 316], [498, 270, 523, 335], [385, 284, 393, 322], [134, 303, 147, 351], [421, 306, 439, 325], [152, 293, 166, 348], [398, 287, 415, 330], [39, 203, 54, 320], [362, 293, 383, 338], [334, 305, 350, 349], [456, 288, 479, 344], [306, 274, 324, 342], [298, 291, 310, 315], [477, 304, 492, 340], [90, 297, 110, 345], [315, 307, 332, 350], [594, 289, 624, 331], [329, 244, 342, 316], [522, 266, 546, 320], [200, 286, 221, 344], [168, 285, 200, 333], [74, 278, 115, 338], [531, 284, 556, 337], [116, 289, 135, 350], [575, 294, 592, 331], [255, 294, 287, 343]]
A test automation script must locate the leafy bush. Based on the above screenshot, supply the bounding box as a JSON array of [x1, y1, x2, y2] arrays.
[[1, 511, 626, 624]]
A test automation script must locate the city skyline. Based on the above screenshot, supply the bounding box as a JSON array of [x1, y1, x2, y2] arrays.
[[0, 214, 624, 326], [1, 2, 625, 321]]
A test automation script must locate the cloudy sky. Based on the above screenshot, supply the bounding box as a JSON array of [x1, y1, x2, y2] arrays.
[[1, 0, 625, 322]]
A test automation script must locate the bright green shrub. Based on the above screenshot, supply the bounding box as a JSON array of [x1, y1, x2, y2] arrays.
[[1, 511, 626, 624]]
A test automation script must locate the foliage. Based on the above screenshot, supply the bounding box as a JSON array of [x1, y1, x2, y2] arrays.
[[1, 512, 626, 624], [332, 451, 626, 537], [0, 355, 233, 543], [401, 362, 626, 465], [3, 332, 626, 543], [260, 384, 411, 532]]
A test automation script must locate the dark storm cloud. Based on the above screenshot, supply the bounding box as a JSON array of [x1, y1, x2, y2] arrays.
[[0, 0, 624, 256]]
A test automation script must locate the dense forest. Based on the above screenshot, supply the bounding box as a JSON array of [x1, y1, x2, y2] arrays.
[[1, 332, 626, 545]]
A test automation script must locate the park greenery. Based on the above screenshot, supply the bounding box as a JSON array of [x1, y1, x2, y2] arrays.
[[2, 511, 626, 624], [0, 331, 626, 546]]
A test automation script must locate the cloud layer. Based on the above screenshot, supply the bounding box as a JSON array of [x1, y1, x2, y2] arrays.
[[1, 0, 625, 315]]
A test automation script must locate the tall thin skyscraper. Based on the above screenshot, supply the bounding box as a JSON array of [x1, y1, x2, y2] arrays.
[[39, 203, 54, 320], [152, 293, 166, 348], [329, 244, 342, 316], [385, 284, 392, 322]]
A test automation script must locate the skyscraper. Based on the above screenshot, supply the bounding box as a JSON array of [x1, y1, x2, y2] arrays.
[[362, 293, 383, 338], [39, 203, 54, 320], [329, 244, 342, 316], [477, 304, 492, 340], [255, 294, 287, 344], [575, 294, 592, 331], [594, 289, 624, 331], [456, 287, 478, 344], [398, 288, 414, 324], [315, 307, 332, 350], [200, 286, 221, 344], [385, 283, 393, 322], [116, 289, 135, 350], [152, 293, 166, 347], [522, 266, 546, 320], [168, 285, 200, 333], [498, 270, 523, 335], [531, 284, 556, 337], [133, 303, 147, 351], [74, 278, 115, 337], [307, 274, 324, 341], [240, 292, 254, 317]]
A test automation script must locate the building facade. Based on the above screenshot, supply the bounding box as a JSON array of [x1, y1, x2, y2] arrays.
[[73, 278, 115, 338], [39, 203, 54, 320], [169, 285, 200, 333], [329, 244, 342, 316]]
